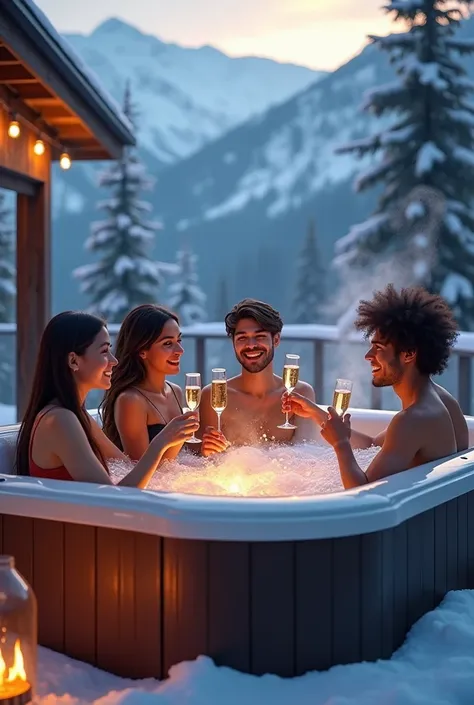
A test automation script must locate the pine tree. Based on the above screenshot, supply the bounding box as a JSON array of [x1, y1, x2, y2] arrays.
[[292, 219, 325, 323], [167, 245, 207, 325], [0, 191, 15, 323], [334, 0, 474, 327], [74, 82, 164, 322]]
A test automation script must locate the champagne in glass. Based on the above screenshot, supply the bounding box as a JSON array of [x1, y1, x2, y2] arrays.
[[185, 372, 202, 443], [211, 368, 227, 433], [278, 353, 300, 430], [333, 378, 353, 416]]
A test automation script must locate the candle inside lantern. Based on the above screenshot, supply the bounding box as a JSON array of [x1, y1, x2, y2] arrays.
[[0, 556, 36, 705], [0, 639, 30, 700]]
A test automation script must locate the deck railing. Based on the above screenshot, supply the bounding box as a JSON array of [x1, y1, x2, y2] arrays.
[[0, 321, 473, 414]]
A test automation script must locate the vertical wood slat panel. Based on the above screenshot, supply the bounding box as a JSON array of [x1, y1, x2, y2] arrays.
[[392, 522, 407, 651], [332, 535, 361, 666], [446, 498, 459, 593], [420, 509, 435, 614], [208, 541, 250, 674], [381, 529, 394, 659], [295, 539, 332, 675], [162, 538, 209, 678], [96, 528, 122, 675], [406, 513, 426, 629], [134, 534, 162, 679], [250, 542, 295, 677], [434, 503, 447, 604], [467, 491, 474, 587], [33, 519, 64, 652], [360, 532, 383, 662], [457, 493, 469, 589], [64, 524, 97, 665], [3, 516, 34, 585]]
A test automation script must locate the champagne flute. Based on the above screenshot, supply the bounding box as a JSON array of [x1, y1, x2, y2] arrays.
[[332, 378, 353, 416], [278, 353, 300, 430], [211, 368, 227, 433], [185, 372, 202, 444]]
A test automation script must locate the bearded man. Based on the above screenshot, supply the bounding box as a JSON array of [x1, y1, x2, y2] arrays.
[[199, 299, 317, 456]]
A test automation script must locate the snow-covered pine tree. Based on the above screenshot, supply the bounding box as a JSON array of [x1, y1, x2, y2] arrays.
[[167, 245, 207, 325], [292, 219, 325, 323], [74, 81, 164, 322], [334, 0, 474, 327], [0, 190, 15, 323]]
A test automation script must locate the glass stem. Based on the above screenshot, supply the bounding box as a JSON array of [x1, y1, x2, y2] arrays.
[[217, 412, 222, 433], [285, 410, 289, 425]]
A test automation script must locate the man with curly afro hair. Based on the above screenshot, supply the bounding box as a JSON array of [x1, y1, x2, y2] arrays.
[[283, 284, 469, 489]]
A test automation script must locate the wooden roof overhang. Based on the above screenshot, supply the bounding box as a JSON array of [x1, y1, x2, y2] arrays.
[[0, 0, 135, 161]]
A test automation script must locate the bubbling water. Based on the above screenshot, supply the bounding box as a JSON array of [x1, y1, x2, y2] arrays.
[[109, 443, 380, 497]]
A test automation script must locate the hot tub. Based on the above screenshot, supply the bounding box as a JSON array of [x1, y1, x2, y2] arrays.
[[0, 408, 473, 680]]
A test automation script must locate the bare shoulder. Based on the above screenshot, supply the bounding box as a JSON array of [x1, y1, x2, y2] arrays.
[[40, 406, 80, 431], [201, 383, 212, 398], [116, 388, 147, 410], [295, 380, 316, 400], [227, 375, 243, 392], [386, 408, 423, 437], [433, 382, 463, 413], [36, 408, 88, 448]]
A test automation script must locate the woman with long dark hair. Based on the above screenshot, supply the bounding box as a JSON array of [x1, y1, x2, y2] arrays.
[[16, 311, 198, 486], [101, 304, 187, 461]]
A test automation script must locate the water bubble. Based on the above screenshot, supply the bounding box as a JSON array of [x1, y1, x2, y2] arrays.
[[108, 444, 380, 497]]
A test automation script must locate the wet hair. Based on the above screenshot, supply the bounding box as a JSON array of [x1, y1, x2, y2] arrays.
[[224, 298, 283, 337], [16, 311, 108, 476], [101, 304, 179, 448], [354, 284, 459, 376]]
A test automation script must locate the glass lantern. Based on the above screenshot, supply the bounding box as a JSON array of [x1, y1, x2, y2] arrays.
[[0, 557, 36, 704]]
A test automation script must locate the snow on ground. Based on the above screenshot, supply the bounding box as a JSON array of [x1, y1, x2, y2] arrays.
[[35, 590, 474, 703]]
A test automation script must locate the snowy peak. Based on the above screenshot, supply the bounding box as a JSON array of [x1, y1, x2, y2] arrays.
[[63, 21, 325, 164]]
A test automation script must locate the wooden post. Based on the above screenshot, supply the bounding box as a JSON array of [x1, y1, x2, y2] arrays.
[[16, 182, 51, 420]]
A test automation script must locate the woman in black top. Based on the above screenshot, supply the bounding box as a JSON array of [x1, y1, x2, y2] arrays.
[[101, 304, 186, 462]]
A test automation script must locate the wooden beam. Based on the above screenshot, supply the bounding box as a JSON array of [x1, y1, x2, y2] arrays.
[[0, 64, 34, 81], [0, 85, 58, 141], [16, 181, 51, 420], [0, 15, 125, 158], [14, 84, 53, 100], [0, 167, 38, 196]]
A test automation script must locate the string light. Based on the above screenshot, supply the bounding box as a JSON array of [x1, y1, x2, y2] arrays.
[[59, 152, 71, 170], [33, 139, 45, 156], [7, 119, 20, 139], [2, 99, 74, 167]]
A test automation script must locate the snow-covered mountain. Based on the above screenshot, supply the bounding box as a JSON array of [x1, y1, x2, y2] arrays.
[[64, 18, 325, 164], [54, 14, 474, 319]]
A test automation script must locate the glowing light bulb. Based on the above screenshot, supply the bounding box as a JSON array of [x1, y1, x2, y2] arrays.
[[33, 139, 45, 156], [59, 152, 71, 170], [8, 120, 20, 139]]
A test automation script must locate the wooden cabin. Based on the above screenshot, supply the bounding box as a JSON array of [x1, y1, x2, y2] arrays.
[[0, 0, 135, 417]]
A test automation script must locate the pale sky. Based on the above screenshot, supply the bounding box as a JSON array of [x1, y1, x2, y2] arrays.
[[35, 0, 397, 71]]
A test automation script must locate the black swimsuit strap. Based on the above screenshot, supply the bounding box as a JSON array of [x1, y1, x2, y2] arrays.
[[132, 383, 182, 424]]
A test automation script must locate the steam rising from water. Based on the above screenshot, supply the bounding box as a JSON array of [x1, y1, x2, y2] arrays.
[[109, 444, 380, 497], [323, 185, 447, 408]]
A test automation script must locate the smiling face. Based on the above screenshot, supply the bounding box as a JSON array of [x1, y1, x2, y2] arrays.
[[365, 332, 407, 387], [232, 317, 279, 373], [70, 326, 117, 391], [140, 318, 184, 376]]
